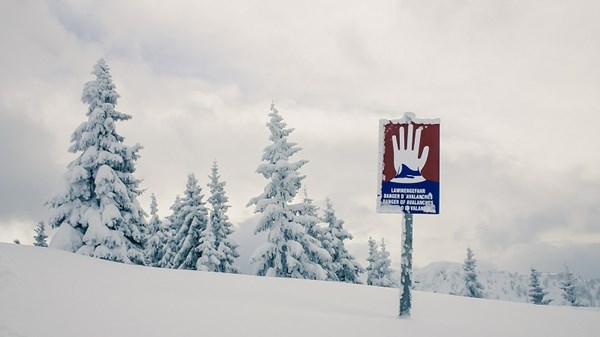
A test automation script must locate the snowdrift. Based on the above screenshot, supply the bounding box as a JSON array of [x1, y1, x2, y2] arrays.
[[1, 243, 598, 337]]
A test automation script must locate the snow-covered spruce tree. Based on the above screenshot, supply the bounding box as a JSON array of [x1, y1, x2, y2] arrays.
[[145, 194, 168, 267], [33, 221, 48, 247], [561, 266, 578, 306], [321, 198, 364, 283], [373, 238, 396, 287], [196, 219, 221, 272], [207, 161, 239, 273], [298, 189, 323, 239], [366, 237, 396, 287], [47, 59, 146, 264], [529, 268, 550, 305], [247, 103, 330, 280], [156, 195, 182, 268], [291, 189, 333, 279], [462, 247, 484, 298], [366, 237, 379, 285], [161, 174, 209, 269]]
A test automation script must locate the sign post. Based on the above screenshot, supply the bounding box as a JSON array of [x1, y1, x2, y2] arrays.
[[399, 212, 413, 317], [376, 112, 440, 318]]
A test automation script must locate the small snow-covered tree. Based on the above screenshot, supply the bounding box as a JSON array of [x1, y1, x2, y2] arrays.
[[366, 237, 379, 285], [13, 239, 21, 245], [207, 161, 239, 273], [366, 237, 396, 287], [161, 174, 209, 270], [33, 221, 48, 247], [298, 189, 323, 240], [529, 268, 550, 305], [322, 198, 364, 284], [196, 220, 221, 272], [463, 246, 484, 298], [145, 194, 168, 267], [247, 103, 329, 280], [157, 195, 182, 268], [561, 266, 578, 306], [374, 239, 396, 287], [46, 59, 146, 264], [292, 190, 333, 279]]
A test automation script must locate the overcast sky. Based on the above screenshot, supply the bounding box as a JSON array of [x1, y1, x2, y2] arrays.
[[1, 0, 599, 278]]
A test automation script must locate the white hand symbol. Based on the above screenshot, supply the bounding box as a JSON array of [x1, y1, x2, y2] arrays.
[[391, 124, 429, 183]]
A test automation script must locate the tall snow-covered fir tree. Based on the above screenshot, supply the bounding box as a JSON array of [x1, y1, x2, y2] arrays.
[[528, 268, 550, 305], [207, 161, 239, 273], [33, 221, 48, 247], [561, 266, 578, 306], [247, 103, 330, 280], [462, 247, 484, 298], [160, 174, 209, 269], [145, 194, 168, 267], [46, 59, 146, 265], [321, 198, 364, 283]]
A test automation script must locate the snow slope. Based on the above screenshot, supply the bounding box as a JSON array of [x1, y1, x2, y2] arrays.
[[1, 243, 598, 337]]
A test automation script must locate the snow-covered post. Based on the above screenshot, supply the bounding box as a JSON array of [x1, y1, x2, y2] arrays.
[[399, 212, 413, 318], [399, 111, 415, 319], [377, 111, 440, 319]]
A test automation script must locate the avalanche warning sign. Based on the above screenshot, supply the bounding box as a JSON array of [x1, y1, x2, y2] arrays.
[[377, 114, 440, 215]]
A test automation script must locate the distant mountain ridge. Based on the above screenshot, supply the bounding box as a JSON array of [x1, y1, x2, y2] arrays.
[[413, 261, 600, 307]]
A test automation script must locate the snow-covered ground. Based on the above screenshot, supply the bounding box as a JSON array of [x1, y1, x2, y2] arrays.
[[1, 243, 598, 337]]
